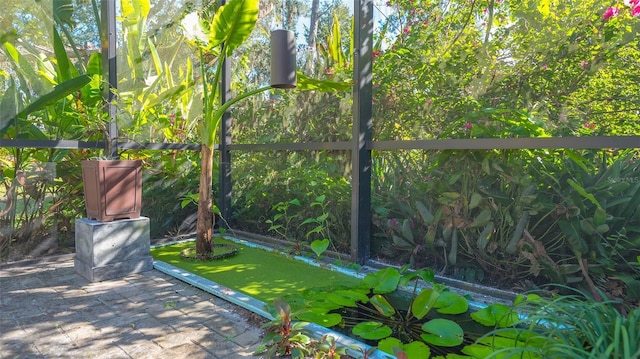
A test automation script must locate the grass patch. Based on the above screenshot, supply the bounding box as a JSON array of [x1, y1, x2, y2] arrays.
[[151, 238, 361, 303]]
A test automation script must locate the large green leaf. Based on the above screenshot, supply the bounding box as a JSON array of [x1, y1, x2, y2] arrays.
[[310, 239, 329, 258], [401, 341, 431, 359], [420, 318, 464, 347], [296, 72, 353, 92], [86, 52, 102, 76], [567, 179, 602, 210], [370, 294, 396, 317], [121, 0, 150, 81], [379, 338, 432, 359], [296, 310, 342, 327], [325, 290, 361, 307], [209, 0, 259, 55], [412, 287, 441, 320], [121, 0, 150, 26], [378, 337, 403, 356], [416, 201, 434, 224], [53, 0, 74, 25], [434, 291, 469, 315], [558, 220, 588, 257], [0, 79, 18, 134], [352, 321, 393, 340], [463, 334, 546, 358], [362, 267, 400, 294], [13, 75, 91, 121], [53, 27, 71, 82], [3, 42, 49, 96], [470, 303, 519, 328], [470, 209, 492, 228], [327, 13, 344, 65]]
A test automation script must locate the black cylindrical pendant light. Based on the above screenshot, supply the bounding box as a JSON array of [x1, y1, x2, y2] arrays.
[[270, 30, 297, 89]]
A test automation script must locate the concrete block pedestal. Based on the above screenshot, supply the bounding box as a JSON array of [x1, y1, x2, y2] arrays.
[[75, 217, 153, 282]]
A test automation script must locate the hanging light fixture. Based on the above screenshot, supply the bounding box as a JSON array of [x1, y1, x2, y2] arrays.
[[270, 29, 297, 89]]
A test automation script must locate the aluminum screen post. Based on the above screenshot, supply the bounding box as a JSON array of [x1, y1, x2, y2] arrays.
[[351, 0, 374, 264], [100, 0, 118, 158]]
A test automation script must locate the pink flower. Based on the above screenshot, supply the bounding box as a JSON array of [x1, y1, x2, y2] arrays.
[[580, 60, 589, 69], [603, 6, 619, 20], [403, 27, 411, 35], [464, 122, 473, 129], [584, 122, 595, 129], [632, 4, 640, 16], [372, 49, 382, 58]]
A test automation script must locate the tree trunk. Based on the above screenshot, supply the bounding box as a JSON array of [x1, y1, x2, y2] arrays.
[[196, 144, 214, 255], [307, 0, 320, 69]]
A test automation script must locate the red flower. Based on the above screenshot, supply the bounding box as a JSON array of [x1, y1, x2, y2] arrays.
[[603, 6, 619, 20], [632, 4, 640, 16], [464, 122, 473, 129]]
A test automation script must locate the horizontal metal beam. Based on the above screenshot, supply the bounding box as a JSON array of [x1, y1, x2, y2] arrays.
[[0, 139, 201, 151], [118, 142, 201, 151], [0, 139, 104, 149], [228, 141, 352, 152], [370, 136, 640, 151], [4, 136, 640, 152]]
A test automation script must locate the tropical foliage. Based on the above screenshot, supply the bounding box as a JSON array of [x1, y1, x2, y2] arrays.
[[1, 0, 640, 304]]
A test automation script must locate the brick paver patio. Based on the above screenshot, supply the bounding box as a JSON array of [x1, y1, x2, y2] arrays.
[[0, 255, 265, 358]]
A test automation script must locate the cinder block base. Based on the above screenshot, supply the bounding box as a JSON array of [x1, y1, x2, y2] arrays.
[[75, 217, 153, 282]]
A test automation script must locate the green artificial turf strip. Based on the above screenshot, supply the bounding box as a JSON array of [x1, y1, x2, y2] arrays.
[[151, 238, 361, 304]]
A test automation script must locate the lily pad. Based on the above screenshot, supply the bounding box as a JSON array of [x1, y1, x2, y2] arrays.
[[420, 318, 464, 347], [352, 321, 393, 340]]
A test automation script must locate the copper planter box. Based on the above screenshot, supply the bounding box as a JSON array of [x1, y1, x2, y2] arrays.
[[81, 160, 142, 222]]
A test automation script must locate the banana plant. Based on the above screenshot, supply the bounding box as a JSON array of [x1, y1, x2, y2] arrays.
[[182, 0, 351, 258], [179, 0, 265, 257]]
